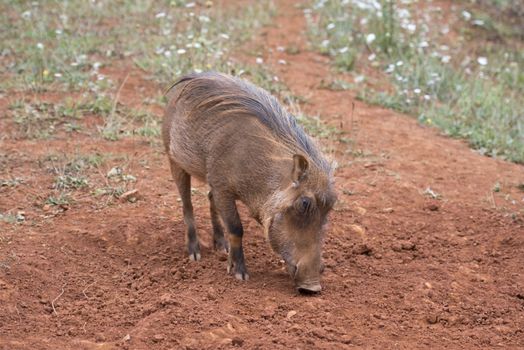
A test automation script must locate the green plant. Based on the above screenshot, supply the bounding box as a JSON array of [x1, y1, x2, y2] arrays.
[[307, 0, 524, 163]]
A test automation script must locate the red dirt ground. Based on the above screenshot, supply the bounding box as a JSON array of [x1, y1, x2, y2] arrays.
[[1, 1, 523, 349]]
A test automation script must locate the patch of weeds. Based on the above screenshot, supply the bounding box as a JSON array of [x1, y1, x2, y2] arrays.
[[46, 194, 73, 207], [423, 187, 441, 199], [306, 0, 524, 163], [285, 45, 301, 55], [295, 112, 342, 139], [0, 212, 25, 224], [92, 186, 126, 198], [233, 64, 288, 97], [0, 178, 24, 187], [319, 78, 354, 91], [53, 175, 88, 190], [1, 0, 276, 111], [129, 1, 276, 85], [8, 95, 115, 139], [92, 165, 137, 202], [42, 152, 108, 207]]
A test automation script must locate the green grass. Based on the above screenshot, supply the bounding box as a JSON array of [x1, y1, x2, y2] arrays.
[[1, 0, 275, 91], [306, 0, 524, 163], [2, 0, 277, 145]]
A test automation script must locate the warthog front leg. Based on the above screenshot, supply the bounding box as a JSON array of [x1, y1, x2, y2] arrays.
[[212, 191, 249, 280]]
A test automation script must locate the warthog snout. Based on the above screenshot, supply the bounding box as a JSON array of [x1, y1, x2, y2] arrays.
[[289, 256, 322, 294]]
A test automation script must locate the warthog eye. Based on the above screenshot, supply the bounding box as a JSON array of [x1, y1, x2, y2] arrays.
[[296, 196, 313, 214]]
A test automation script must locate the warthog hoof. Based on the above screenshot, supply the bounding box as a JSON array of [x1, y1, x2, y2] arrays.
[[188, 241, 201, 261], [213, 236, 229, 254]]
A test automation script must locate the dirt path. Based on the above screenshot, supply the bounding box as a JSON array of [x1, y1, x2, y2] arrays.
[[1, 1, 523, 349]]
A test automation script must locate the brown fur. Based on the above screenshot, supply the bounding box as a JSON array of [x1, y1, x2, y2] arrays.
[[163, 72, 336, 292]]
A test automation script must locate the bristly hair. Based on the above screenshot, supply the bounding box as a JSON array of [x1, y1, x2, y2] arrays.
[[166, 71, 332, 173]]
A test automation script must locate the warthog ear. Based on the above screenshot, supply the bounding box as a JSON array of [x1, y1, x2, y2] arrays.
[[292, 154, 309, 184]]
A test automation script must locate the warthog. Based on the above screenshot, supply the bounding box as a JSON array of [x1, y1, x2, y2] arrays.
[[162, 72, 336, 293]]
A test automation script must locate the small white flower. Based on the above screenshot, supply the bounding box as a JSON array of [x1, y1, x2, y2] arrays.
[[354, 75, 365, 83], [326, 23, 336, 30], [441, 55, 451, 63], [155, 12, 166, 18], [164, 50, 172, 57], [220, 33, 230, 40], [472, 19, 484, 26], [339, 46, 349, 54], [385, 64, 395, 73], [368, 53, 376, 61], [462, 10, 471, 21], [321, 39, 330, 47], [477, 57, 488, 66], [407, 23, 416, 32], [414, 88, 421, 94], [423, 95, 431, 101], [185, 2, 196, 8], [194, 68, 203, 73], [54, 73, 62, 78], [199, 15, 210, 22], [366, 33, 376, 44], [256, 57, 263, 64], [36, 42, 44, 50], [419, 41, 429, 48], [22, 10, 31, 19], [55, 29, 63, 35], [278, 59, 287, 65], [276, 46, 285, 52], [177, 49, 187, 55], [396, 60, 403, 66]]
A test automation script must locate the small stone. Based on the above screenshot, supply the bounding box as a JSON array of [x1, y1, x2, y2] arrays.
[[391, 243, 402, 252], [353, 244, 372, 255], [354, 207, 367, 215], [43, 305, 53, 314], [120, 189, 139, 202], [426, 314, 439, 324], [286, 310, 297, 319], [232, 337, 244, 346], [95, 333, 105, 342], [159, 293, 173, 306], [425, 204, 439, 211], [382, 207, 394, 213], [123, 334, 131, 341], [152, 334, 164, 342], [401, 242, 416, 250]]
